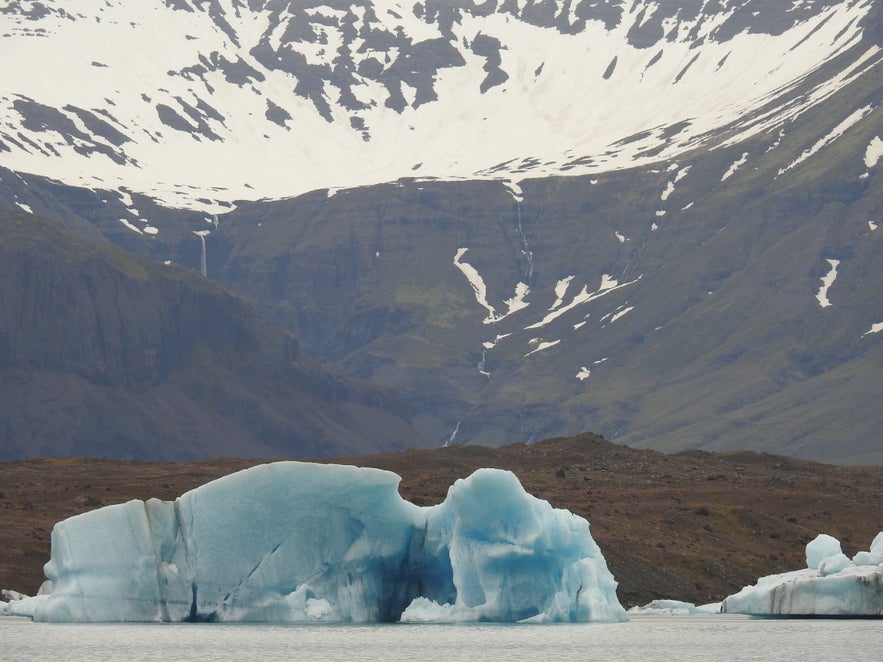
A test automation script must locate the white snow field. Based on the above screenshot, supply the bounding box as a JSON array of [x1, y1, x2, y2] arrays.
[[0, 462, 626, 624], [0, 0, 879, 211]]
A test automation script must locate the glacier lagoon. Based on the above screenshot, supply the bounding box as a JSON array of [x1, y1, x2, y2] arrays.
[[2, 616, 882, 662]]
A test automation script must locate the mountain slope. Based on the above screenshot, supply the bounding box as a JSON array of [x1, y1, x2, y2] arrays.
[[154, 51, 881, 463], [209, 95, 883, 464], [0, 210, 421, 460], [0, 1, 881, 464], [0, 0, 879, 208]]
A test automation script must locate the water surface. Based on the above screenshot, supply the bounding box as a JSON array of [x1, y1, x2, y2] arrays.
[[2, 615, 880, 661]]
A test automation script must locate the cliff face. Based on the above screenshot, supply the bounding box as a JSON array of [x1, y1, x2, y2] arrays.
[[0, 211, 422, 460]]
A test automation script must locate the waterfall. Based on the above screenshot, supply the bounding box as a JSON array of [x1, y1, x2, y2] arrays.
[[193, 230, 210, 277], [443, 421, 461, 448]]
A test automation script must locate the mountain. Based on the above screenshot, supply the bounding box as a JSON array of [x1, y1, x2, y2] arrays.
[[1, 0, 879, 206], [0, 209, 421, 460], [1, 1, 882, 463]]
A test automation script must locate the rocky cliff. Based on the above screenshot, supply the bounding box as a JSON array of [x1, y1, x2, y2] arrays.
[[0, 210, 422, 460]]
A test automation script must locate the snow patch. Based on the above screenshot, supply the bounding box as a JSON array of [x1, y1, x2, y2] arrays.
[[550, 276, 575, 311], [576, 366, 591, 381], [780, 106, 875, 176], [453, 247, 497, 323], [864, 136, 882, 168], [525, 338, 560, 357], [119, 218, 142, 234], [453, 249, 529, 324], [609, 305, 635, 323], [503, 282, 531, 316], [524, 274, 640, 330], [862, 322, 883, 337], [721, 152, 748, 181], [503, 180, 524, 202], [483, 333, 512, 350], [815, 258, 839, 308]]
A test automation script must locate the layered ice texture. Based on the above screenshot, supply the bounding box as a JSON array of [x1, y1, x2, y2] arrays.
[[1, 462, 626, 623], [722, 533, 883, 616]]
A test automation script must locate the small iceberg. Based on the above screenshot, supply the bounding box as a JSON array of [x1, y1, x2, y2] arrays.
[[628, 599, 721, 616], [722, 532, 883, 617]]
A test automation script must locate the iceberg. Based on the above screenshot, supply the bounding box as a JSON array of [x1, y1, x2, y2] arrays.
[[721, 532, 883, 617], [1, 462, 626, 624], [627, 599, 721, 616]]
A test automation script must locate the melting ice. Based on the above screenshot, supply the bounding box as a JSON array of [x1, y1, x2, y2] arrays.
[[722, 532, 883, 616], [1, 462, 626, 624]]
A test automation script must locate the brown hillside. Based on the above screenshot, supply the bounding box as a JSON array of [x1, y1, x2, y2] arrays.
[[2, 433, 881, 609]]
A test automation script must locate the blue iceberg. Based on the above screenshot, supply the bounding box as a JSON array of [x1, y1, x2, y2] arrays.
[[1, 462, 626, 623], [721, 532, 883, 616]]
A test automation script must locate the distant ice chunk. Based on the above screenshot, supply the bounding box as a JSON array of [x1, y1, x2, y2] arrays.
[[722, 533, 883, 616], [1, 463, 626, 624], [628, 599, 721, 616]]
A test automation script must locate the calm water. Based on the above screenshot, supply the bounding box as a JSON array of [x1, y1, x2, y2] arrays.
[[2, 615, 881, 661]]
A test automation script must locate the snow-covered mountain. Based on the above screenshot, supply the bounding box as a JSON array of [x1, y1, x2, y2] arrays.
[[2, 0, 882, 464], [1, 0, 880, 210]]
